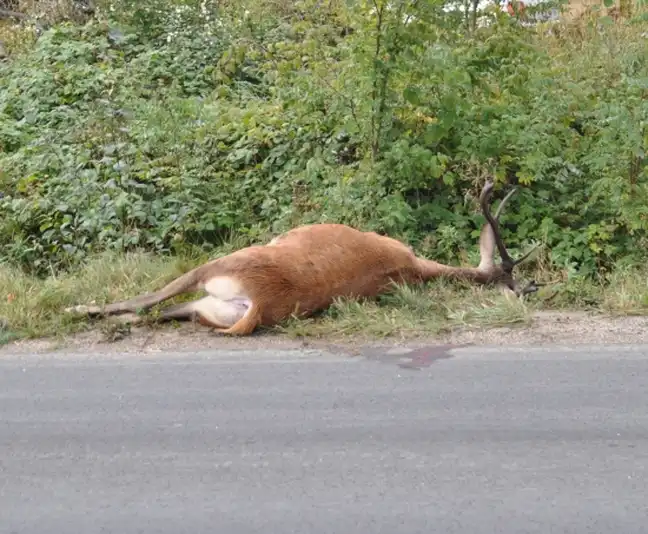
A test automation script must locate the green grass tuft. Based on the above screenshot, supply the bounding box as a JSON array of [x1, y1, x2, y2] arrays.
[[3, 251, 648, 344]]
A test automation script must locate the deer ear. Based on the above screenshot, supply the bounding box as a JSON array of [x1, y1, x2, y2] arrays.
[[477, 223, 496, 272]]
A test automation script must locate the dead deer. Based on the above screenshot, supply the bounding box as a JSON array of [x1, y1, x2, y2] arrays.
[[66, 180, 539, 335]]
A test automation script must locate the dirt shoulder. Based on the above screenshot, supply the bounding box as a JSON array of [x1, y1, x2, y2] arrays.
[[1, 310, 646, 356]]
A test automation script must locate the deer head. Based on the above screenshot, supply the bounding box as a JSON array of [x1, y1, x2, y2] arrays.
[[477, 180, 540, 297]]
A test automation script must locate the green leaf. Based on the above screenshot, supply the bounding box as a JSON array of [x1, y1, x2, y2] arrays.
[[403, 87, 421, 106]]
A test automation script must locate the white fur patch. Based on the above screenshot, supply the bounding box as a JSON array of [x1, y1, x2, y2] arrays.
[[204, 276, 248, 301]]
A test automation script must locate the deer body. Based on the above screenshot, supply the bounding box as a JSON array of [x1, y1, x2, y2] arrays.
[[66, 182, 539, 334]]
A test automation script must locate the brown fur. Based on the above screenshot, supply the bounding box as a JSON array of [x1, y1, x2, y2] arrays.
[[66, 181, 539, 335]]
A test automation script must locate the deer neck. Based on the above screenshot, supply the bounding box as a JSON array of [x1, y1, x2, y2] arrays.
[[415, 258, 492, 285]]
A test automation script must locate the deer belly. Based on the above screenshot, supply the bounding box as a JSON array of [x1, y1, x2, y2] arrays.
[[331, 272, 406, 300]]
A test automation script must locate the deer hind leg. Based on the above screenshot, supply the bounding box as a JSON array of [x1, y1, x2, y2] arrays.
[[194, 276, 261, 335], [212, 304, 261, 336], [65, 269, 201, 317], [174, 296, 261, 335], [159, 295, 252, 330], [91, 296, 256, 332]]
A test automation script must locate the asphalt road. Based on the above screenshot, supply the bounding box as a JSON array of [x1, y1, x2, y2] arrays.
[[1, 343, 647, 534]]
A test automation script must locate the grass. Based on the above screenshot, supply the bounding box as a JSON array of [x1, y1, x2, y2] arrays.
[[277, 280, 534, 340], [3, 249, 648, 346], [0, 252, 194, 343]]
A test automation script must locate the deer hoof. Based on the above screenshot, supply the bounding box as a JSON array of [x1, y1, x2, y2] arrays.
[[65, 304, 101, 315]]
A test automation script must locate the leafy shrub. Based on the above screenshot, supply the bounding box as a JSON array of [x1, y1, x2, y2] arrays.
[[1, 0, 648, 279]]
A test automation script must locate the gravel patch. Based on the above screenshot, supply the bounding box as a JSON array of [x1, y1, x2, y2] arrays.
[[1, 311, 646, 356]]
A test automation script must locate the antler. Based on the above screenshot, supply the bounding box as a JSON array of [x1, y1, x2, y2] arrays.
[[480, 180, 540, 274]]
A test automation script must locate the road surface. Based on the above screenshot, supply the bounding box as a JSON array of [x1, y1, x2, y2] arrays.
[[1, 343, 647, 533]]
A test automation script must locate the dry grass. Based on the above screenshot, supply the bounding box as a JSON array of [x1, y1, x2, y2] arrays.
[[0, 252, 195, 343], [0, 20, 37, 56], [2, 249, 648, 346], [0, 0, 94, 58]]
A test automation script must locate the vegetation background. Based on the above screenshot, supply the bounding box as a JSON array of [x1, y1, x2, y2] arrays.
[[1, 0, 648, 342]]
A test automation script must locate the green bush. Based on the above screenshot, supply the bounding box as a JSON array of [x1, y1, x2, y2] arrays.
[[1, 0, 648, 278], [0, 19, 326, 271]]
